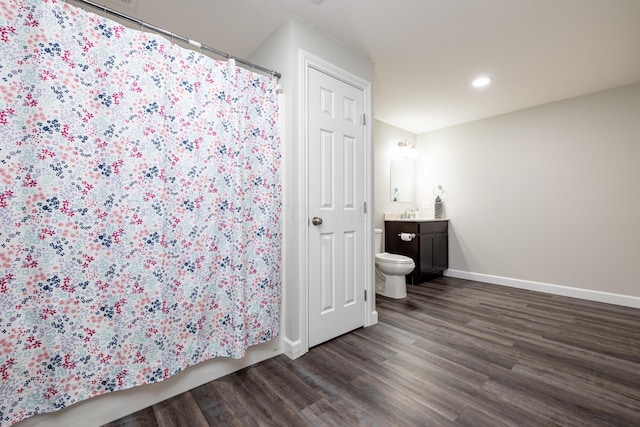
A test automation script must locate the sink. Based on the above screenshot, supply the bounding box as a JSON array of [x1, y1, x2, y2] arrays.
[[384, 213, 415, 220], [384, 213, 446, 222]]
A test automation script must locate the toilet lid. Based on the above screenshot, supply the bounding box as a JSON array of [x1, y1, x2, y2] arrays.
[[376, 252, 414, 265]]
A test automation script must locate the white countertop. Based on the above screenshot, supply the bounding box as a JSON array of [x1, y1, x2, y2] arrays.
[[384, 213, 448, 222]]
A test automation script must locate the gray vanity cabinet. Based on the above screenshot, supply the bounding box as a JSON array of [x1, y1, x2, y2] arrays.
[[384, 220, 449, 284]]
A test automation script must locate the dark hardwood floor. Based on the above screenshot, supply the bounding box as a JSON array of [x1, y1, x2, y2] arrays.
[[104, 277, 640, 426]]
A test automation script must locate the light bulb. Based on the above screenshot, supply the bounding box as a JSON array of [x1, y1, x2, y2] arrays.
[[472, 76, 492, 88]]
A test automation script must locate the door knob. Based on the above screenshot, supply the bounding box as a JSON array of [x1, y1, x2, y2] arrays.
[[312, 217, 323, 226]]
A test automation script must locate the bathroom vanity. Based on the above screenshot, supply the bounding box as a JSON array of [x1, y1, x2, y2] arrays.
[[384, 219, 449, 284]]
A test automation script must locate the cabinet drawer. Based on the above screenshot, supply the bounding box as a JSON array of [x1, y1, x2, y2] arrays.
[[385, 221, 418, 235], [419, 221, 448, 234]]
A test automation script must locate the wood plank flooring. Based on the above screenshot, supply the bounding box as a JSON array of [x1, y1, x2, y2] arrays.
[[104, 277, 640, 426]]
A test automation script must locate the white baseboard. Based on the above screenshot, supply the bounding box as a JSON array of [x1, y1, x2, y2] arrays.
[[368, 308, 379, 327], [283, 337, 305, 359], [445, 269, 640, 309]]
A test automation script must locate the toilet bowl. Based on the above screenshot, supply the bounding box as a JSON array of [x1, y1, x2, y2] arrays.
[[374, 228, 415, 299]]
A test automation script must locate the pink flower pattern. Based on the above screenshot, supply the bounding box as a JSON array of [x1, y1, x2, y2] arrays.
[[0, 1, 282, 425]]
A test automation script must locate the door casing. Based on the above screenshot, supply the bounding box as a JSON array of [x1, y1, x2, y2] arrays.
[[298, 50, 376, 356]]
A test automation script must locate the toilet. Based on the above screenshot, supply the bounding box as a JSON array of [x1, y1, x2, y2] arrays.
[[374, 228, 415, 299]]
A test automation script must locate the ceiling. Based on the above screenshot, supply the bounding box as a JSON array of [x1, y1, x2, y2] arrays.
[[96, 0, 640, 134]]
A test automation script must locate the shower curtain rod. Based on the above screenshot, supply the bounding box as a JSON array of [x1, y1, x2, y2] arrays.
[[68, 0, 282, 79]]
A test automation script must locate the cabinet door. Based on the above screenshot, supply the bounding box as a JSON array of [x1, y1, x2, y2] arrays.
[[435, 233, 448, 271], [384, 222, 418, 258], [419, 234, 436, 273]]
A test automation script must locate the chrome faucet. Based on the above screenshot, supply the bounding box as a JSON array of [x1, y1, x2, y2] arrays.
[[401, 208, 414, 219]]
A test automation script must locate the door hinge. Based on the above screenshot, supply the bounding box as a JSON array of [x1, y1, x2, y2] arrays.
[[363, 201, 367, 214], [364, 289, 367, 301], [361, 113, 367, 126]]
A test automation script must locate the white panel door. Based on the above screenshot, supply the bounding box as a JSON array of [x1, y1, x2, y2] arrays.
[[308, 67, 366, 347]]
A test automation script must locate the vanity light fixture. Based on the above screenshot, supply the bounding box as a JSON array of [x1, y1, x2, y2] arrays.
[[472, 76, 492, 88], [397, 140, 417, 159]]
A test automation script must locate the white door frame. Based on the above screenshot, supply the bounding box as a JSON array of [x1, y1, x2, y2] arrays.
[[298, 50, 377, 356]]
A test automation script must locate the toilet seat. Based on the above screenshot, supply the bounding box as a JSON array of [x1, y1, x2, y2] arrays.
[[375, 252, 414, 265]]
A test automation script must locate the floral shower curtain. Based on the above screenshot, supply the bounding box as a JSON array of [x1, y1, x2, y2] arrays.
[[0, 0, 281, 425]]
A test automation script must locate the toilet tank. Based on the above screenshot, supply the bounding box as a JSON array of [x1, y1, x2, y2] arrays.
[[374, 228, 383, 254]]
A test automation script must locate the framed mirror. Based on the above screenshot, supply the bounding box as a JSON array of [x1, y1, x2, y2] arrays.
[[390, 159, 415, 203]]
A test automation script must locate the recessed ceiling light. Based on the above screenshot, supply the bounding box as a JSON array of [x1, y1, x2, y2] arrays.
[[472, 76, 492, 88], [310, 0, 324, 4]]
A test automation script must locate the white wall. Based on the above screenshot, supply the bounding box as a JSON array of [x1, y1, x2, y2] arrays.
[[417, 82, 640, 305]]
